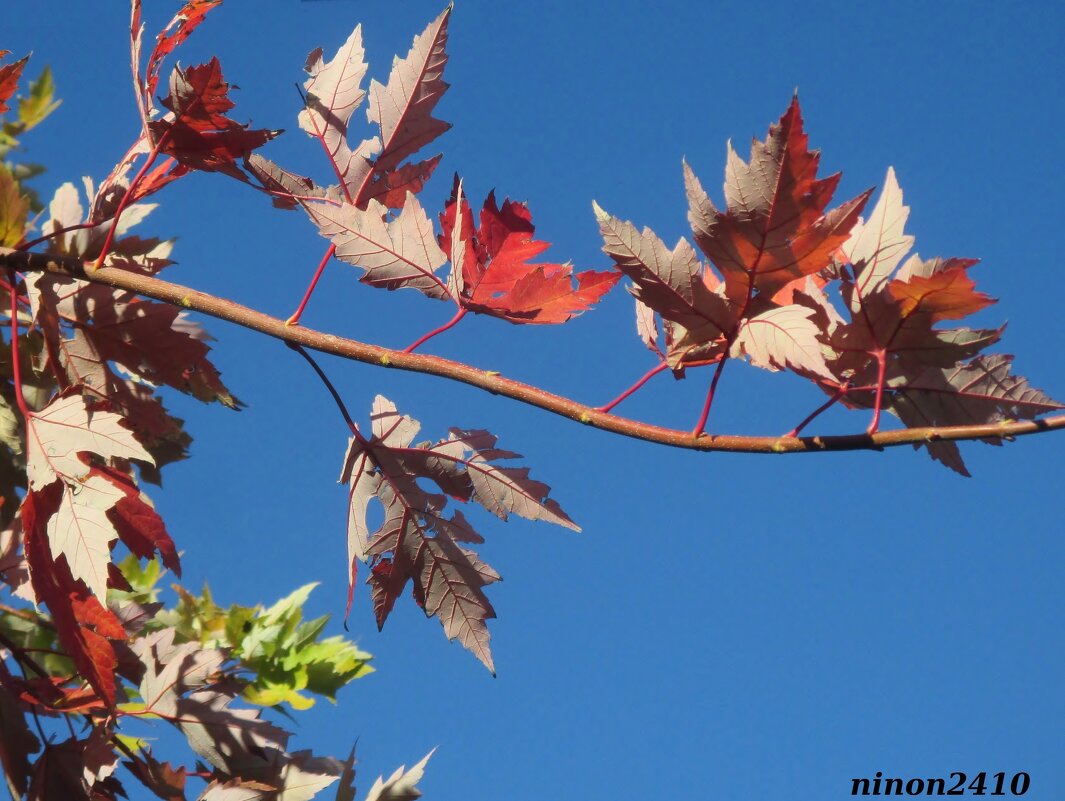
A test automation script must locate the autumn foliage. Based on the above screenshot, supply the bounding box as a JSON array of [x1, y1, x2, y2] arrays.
[[0, 2, 1062, 800]]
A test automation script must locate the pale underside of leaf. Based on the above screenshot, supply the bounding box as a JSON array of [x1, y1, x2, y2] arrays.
[[298, 26, 373, 194], [340, 439, 377, 567], [245, 154, 331, 208], [369, 394, 421, 445], [417, 535, 499, 673], [197, 781, 272, 801], [26, 394, 153, 490], [299, 26, 368, 151], [731, 305, 833, 380], [308, 196, 449, 299], [465, 459, 579, 530], [844, 166, 914, 307], [594, 202, 732, 343], [363, 749, 434, 801], [634, 297, 659, 352], [136, 628, 227, 716], [46, 473, 124, 601], [270, 752, 343, 801], [447, 178, 466, 298], [890, 354, 1064, 426], [366, 7, 452, 173], [341, 396, 575, 670]]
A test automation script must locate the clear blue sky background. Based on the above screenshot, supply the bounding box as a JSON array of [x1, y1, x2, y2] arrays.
[[7, 2, 1064, 799]]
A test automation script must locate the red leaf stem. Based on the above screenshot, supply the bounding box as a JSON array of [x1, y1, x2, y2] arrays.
[[404, 306, 467, 353], [93, 131, 170, 269], [5, 268, 30, 419], [287, 244, 336, 326], [693, 353, 730, 435], [596, 362, 669, 413]]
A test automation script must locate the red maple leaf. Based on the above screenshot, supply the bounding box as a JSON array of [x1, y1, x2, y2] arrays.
[[0, 52, 28, 114], [685, 96, 871, 303], [101, 468, 180, 574], [150, 58, 277, 180], [20, 484, 124, 708], [440, 178, 619, 323], [140, 0, 224, 104]]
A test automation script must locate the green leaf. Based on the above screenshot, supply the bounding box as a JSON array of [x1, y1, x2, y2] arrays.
[[18, 66, 60, 131], [117, 553, 164, 596], [155, 580, 373, 710]]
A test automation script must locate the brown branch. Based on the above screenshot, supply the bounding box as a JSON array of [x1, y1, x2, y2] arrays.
[[3, 246, 1063, 456]]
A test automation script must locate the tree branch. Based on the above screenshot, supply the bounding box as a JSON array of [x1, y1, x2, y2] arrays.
[[3, 246, 1063, 457]]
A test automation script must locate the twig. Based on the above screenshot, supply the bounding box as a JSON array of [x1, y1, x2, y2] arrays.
[[4, 247, 1063, 457]]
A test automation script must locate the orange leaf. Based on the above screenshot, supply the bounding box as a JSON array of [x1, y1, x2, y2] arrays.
[[441, 178, 619, 323]]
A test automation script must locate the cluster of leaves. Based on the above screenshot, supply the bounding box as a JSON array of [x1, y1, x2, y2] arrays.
[[0, 48, 59, 217], [594, 98, 1062, 471], [247, 6, 618, 336], [241, 5, 587, 667], [0, 551, 384, 800], [160, 579, 373, 710], [1, 5, 445, 798]]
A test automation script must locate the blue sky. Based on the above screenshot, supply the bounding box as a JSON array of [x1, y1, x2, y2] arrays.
[[6, 1, 1064, 799]]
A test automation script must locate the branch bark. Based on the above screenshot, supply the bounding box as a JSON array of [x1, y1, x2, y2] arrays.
[[3, 246, 1063, 456]]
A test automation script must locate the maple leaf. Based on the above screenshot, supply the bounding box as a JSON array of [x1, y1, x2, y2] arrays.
[[162, 581, 372, 710], [731, 304, 833, 381], [134, 629, 346, 795], [196, 779, 273, 801], [340, 396, 577, 672], [362, 7, 452, 201], [244, 153, 333, 210], [839, 166, 914, 307], [281, 8, 450, 212], [26, 293, 192, 481], [307, 195, 450, 298], [0, 52, 28, 114], [596, 201, 829, 377], [684, 97, 871, 303], [845, 355, 1065, 475], [108, 476, 180, 574], [139, 0, 224, 113], [823, 170, 1005, 433], [150, 58, 278, 181], [21, 483, 125, 706], [135, 629, 288, 769], [24, 393, 154, 600], [362, 155, 443, 210], [595, 203, 734, 367], [32, 272, 239, 409], [363, 750, 434, 801], [297, 25, 372, 198], [80, 291, 239, 408], [41, 181, 175, 272], [440, 179, 619, 323]]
